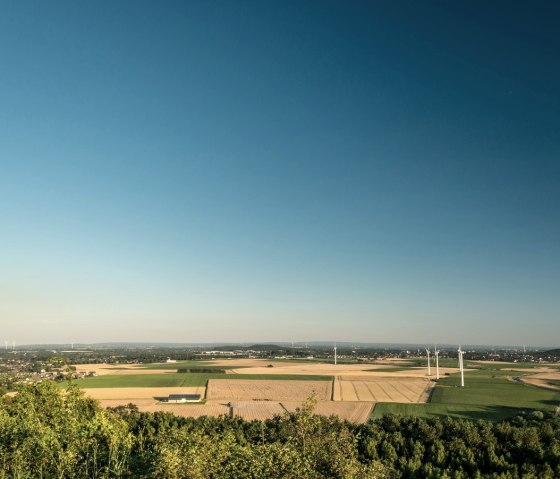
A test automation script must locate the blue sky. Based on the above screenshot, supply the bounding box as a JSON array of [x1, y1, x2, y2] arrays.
[[1, 1, 558, 346]]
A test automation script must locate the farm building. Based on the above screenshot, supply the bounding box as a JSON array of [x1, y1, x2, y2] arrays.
[[160, 394, 202, 403]]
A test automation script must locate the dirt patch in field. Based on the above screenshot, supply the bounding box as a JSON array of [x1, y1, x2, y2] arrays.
[[206, 379, 331, 401]]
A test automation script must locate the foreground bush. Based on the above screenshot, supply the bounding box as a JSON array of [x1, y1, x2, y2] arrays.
[[1, 382, 559, 478]]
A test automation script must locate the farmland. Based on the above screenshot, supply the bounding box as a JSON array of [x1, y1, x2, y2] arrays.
[[74, 372, 331, 388], [372, 362, 560, 420], [72, 358, 434, 423], [206, 379, 331, 401], [333, 376, 432, 402], [70, 357, 560, 423]]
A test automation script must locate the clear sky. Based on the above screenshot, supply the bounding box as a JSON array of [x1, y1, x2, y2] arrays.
[[1, 1, 558, 346]]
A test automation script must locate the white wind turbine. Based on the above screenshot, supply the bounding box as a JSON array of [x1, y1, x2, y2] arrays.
[[4, 340, 7, 351], [434, 344, 440, 380], [334, 343, 337, 365], [458, 345, 465, 387], [426, 347, 431, 376]]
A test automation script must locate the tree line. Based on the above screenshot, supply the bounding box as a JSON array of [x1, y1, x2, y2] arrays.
[[0, 382, 559, 478]]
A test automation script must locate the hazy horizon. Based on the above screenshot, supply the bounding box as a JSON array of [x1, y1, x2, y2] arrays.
[[1, 2, 559, 347]]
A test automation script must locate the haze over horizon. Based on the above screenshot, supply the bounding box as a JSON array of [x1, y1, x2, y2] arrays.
[[1, 1, 559, 347]]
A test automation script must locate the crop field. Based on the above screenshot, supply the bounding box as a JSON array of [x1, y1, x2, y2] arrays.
[[230, 401, 286, 421], [82, 386, 205, 401], [518, 370, 560, 391], [206, 379, 331, 401], [74, 364, 175, 376], [73, 372, 331, 389], [372, 363, 560, 421], [138, 361, 244, 371], [71, 357, 560, 423], [74, 373, 205, 388], [333, 376, 432, 402], [282, 401, 374, 423], [140, 402, 231, 418], [223, 361, 440, 378]]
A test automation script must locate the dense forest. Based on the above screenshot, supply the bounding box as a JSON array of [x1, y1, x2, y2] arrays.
[[1, 382, 559, 478]]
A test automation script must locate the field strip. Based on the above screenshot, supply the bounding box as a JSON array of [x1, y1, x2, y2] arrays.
[[394, 381, 418, 402], [385, 381, 408, 402], [355, 381, 374, 401], [364, 382, 379, 401], [374, 382, 393, 402], [351, 382, 360, 400]]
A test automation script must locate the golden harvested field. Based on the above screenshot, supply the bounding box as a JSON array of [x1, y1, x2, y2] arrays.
[[83, 387, 205, 401], [206, 379, 331, 401], [94, 398, 372, 423], [226, 362, 459, 378], [74, 364, 173, 376], [282, 401, 374, 423], [141, 402, 231, 418], [333, 376, 432, 403], [519, 371, 560, 391], [230, 401, 286, 421]]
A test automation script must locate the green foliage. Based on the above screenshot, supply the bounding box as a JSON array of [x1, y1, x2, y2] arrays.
[[0, 382, 132, 478], [3, 381, 560, 478]]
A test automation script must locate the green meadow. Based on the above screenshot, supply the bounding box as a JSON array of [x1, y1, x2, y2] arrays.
[[137, 361, 235, 371]]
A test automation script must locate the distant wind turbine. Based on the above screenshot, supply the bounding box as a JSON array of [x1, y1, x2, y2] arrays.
[[334, 343, 337, 365], [426, 348, 431, 376], [458, 346, 465, 387], [434, 344, 440, 380]]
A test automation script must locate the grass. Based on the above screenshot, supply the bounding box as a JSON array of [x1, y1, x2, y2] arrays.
[[72, 373, 333, 388], [371, 361, 560, 421], [137, 361, 229, 371]]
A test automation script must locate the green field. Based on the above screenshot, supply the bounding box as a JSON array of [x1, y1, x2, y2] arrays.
[[137, 361, 231, 370], [372, 362, 560, 421], [73, 373, 332, 388]]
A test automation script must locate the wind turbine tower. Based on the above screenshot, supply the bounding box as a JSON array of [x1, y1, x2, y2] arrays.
[[4, 341, 7, 351], [11, 341, 15, 351], [434, 344, 440, 380], [458, 346, 465, 387], [426, 348, 431, 376], [334, 343, 337, 365]]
